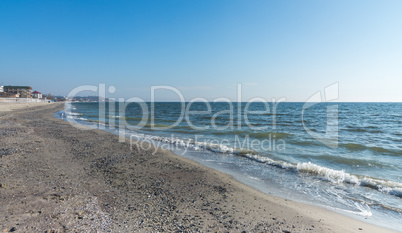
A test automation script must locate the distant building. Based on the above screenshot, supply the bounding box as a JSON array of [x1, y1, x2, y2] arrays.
[[32, 90, 42, 99], [0, 86, 3, 93], [4, 86, 32, 98], [0, 92, 19, 98]]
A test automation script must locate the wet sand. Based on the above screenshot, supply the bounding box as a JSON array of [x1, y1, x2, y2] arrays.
[[0, 103, 396, 232]]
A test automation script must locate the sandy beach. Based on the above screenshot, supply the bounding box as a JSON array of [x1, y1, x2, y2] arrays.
[[0, 102, 54, 112], [0, 103, 397, 232]]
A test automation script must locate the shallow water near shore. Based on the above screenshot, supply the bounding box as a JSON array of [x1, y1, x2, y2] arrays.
[[58, 102, 402, 231]]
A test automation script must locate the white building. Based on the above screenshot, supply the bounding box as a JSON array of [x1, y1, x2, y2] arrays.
[[0, 86, 3, 93], [32, 91, 42, 99]]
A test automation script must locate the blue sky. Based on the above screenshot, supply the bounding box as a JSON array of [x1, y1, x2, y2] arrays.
[[1, 0, 401, 101]]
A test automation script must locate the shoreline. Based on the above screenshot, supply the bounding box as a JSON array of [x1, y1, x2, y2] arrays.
[[0, 103, 397, 232]]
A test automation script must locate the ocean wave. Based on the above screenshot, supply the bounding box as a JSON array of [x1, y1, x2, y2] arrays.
[[296, 162, 402, 198], [66, 115, 88, 121], [169, 130, 198, 134], [250, 132, 291, 139], [239, 155, 402, 199], [211, 130, 248, 135], [298, 154, 387, 168], [241, 153, 293, 169], [108, 115, 121, 119], [287, 139, 322, 147], [368, 203, 402, 214], [296, 162, 360, 184], [124, 116, 149, 121], [264, 113, 287, 116], [66, 112, 82, 116], [341, 143, 402, 156], [344, 128, 383, 133], [210, 131, 292, 139], [360, 178, 402, 198]]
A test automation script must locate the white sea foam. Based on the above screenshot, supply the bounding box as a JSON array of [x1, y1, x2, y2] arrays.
[[242, 153, 294, 169], [360, 177, 402, 197], [334, 203, 373, 217], [296, 162, 360, 184], [296, 162, 402, 197], [66, 112, 82, 116]]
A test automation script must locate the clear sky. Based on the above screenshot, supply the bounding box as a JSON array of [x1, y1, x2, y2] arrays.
[[1, 0, 401, 101]]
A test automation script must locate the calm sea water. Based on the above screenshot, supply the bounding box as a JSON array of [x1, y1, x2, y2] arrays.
[[60, 102, 402, 231]]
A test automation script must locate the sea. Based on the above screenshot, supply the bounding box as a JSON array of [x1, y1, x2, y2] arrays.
[[57, 102, 402, 231]]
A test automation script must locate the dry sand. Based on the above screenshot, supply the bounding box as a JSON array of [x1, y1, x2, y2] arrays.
[[0, 102, 54, 112], [0, 103, 397, 232]]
